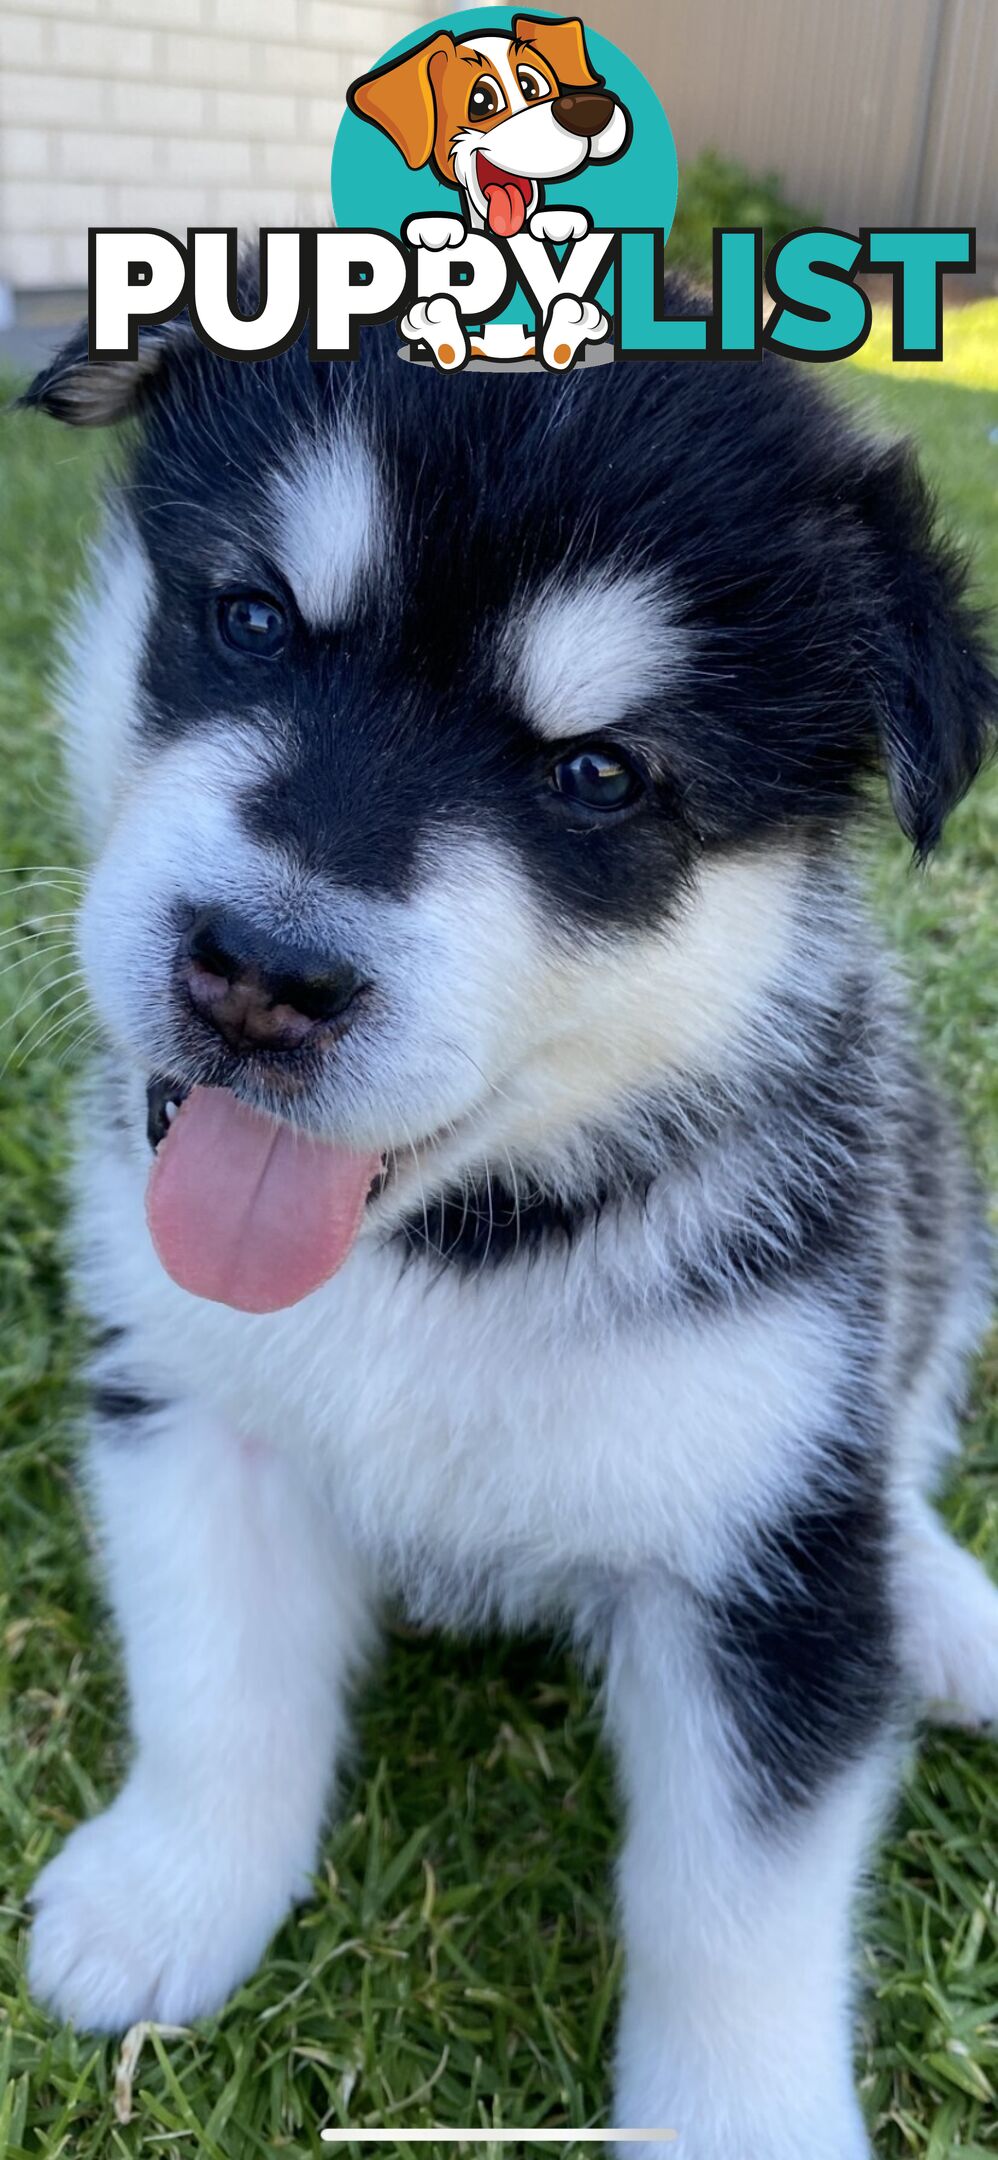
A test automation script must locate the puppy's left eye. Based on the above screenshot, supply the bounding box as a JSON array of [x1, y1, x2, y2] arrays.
[[517, 66, 547, 102], [469, 74, 504, 119], [551, 746, 644, 811], [217, 593, 287, 658]]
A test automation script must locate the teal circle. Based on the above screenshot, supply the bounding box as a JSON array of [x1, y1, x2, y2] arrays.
[[331, 8, 677, 328]]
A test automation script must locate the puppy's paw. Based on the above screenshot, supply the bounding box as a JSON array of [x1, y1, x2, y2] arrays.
[[400, 294, 467, 370], [528, 207, 592, 244], [541, 294, 608, 370], [916, 1574, 998, 1730], [403, 214, 466, 251], [898, 1511, 998, 1730], [28, 1784, 302, 2031]]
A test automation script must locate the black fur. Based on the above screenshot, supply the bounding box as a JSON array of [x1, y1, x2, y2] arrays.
[[705, 1441, 900, 1809], [23, 294, 996, 934]]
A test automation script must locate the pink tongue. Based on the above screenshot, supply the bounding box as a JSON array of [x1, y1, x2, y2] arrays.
[[146, 1086, 380, 1314], [485, 181, 527, 237]]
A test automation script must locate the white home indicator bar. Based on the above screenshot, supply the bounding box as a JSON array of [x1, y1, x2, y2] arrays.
[[320, 2134, 676, 2146]]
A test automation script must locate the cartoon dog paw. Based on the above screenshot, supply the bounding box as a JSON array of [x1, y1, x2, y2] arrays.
[[541, 294, 609, 370], [403, 214, 466, 251], [400, 294, 468, 371], [528, 207, 592, 244]]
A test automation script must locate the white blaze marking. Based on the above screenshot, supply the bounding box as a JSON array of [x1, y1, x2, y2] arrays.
[[269, 434, 381, 627], [511, 571, 685, 739]]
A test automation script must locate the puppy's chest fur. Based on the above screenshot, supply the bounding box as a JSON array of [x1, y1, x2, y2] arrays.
[[83, 1102, 863, 1630]]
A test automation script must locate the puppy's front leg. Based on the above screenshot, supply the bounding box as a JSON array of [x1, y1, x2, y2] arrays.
[[606, 1562, 899, 2159], [29, 1400, 372, 2030]]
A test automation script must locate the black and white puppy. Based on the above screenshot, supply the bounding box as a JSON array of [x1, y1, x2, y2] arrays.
[[19, 297, 998, 2158]]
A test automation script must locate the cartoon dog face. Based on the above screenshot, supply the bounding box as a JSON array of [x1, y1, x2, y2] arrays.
[[348, 15, 631, 236]]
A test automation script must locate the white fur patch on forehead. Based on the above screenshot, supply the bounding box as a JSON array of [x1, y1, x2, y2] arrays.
[[509, 571, 685, 740], [268, 432, 383, 628], [464, 31, 522, 107]]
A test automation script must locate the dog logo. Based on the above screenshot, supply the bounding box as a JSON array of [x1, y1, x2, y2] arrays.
[[348, 16, 631, 237], [82, 10, 975, 373], [347, 13, 632, 367]]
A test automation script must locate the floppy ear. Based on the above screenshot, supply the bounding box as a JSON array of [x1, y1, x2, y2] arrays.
[[347, 32, 454, 171], [18, 316, 186, 427], [852, 438, 996, 856], [513, 14, 602, 88]]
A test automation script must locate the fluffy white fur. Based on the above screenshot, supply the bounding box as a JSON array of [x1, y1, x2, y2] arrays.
[[30, 1406, 372, 2027], [56, 517, 152, 849], [509, 570, 686, 740], [608, 1582, 894, 2159], [25, 465, 998, 2160], [267, 433, 381, 626]]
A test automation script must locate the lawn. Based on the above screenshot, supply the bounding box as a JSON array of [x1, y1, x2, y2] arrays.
[[0, 309, 995, 2159]]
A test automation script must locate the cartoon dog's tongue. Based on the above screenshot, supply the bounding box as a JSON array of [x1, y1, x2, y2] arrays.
[[478, 156, 532, 237], [146, 1086, 380, 1314], [483, 181, 527, 237]]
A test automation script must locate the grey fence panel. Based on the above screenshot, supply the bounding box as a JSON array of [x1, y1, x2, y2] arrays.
[[584, 0, 997, 267], [916, 0, 998, 254]]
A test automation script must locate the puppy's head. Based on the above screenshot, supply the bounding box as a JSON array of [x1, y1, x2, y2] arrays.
[[23, 307, 996, 1307], [348, 16, 630, 235]]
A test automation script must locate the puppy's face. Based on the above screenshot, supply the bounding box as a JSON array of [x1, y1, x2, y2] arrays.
[[349, 17, 630, 235], [26, 316, 994, 1296]]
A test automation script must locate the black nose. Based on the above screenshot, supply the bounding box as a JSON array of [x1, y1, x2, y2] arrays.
[[551, 90, 617, 137], [183, 906, 366, 1054]]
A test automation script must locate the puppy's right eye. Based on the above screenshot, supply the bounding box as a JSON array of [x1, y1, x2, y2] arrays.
[[469, 74, 504, 120], [217, 593, 287, 658], [550, 745, 645, 812]]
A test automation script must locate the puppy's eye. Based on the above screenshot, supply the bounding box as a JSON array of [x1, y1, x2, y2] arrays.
[[517, 66, 546, 102], [469, 74, 504, 119], [217, 593, 287, 658], [550, 746, 644, 811]]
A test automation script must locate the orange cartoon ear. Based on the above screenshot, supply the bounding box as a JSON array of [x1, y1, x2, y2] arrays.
[[347, 32, 454, 170], [512, 15, 602, 89]]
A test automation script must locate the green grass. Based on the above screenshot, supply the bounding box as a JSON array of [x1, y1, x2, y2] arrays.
[[1, 309, 996, 2158]]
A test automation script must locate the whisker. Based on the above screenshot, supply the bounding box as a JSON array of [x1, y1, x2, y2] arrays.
[[0, 909, 79, 931], [21, 998, 95, 1067], [0, 882, 85, 909], [53, 1018, 102, 1073], [439, 1036, 517, 1110], [1, 966, 88, 1052], [404, 1121, 432, 1257], [0, 966, 80, 1042], [0, 915, 77, 949], [451, 1168, 473, 1261], [7, 981, 92, 1070], [501, 1145, 523, 1262], [0, 864, 84, 881], [0, 938, 76, 983]]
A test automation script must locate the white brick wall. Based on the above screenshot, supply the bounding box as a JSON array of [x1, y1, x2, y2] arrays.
[[0, 0, 434, 291]]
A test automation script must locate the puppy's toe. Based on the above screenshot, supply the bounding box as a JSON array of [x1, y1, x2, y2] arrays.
[[898, 1508, 998, 1731], [402, 214, 465, 251], [528, 207, 591, 244], [400, 295, 467, 371], [541, 294, 608, 370], [30, 1820, 173, 2031], [27, 1785, 301, 2031]]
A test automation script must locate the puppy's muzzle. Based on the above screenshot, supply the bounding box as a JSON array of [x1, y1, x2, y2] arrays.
[[182, 906, 367, 1056], [552, 90, 617, 137]]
